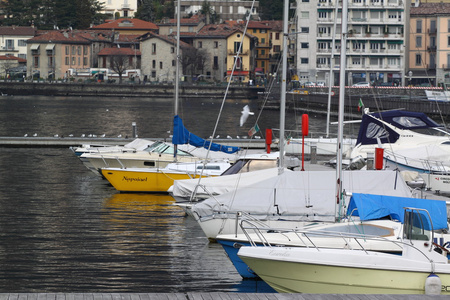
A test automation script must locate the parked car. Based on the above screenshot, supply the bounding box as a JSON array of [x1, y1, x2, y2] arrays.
[[352, 82, 371, 87], [317, 81, 325, 87], [379, 82, 394, 86], [304, 81, 316, 87]]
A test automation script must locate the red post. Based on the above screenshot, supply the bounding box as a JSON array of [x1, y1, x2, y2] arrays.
[[265, 128, 272, 153], [375, 148, 384, 170], [301, 114, 309, 171]]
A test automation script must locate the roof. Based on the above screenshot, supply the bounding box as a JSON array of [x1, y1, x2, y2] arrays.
[[28, 30, 91, 44], [0, 26, 36, 36], [91, 18, 158, 31], [411, 2, 450, 15], [158, 14, 205, 26], [0, 55, 26, 63], [225, 20, 272, 30], [97, 47, 141, 56], [262, 20, 283, 31], [196, 24, 237, 38], [140, 32, 193, 49]]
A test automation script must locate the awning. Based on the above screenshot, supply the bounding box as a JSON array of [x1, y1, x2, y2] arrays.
[[387, 40, 403, 44], [370, 40, 385, 43], [45, 44, 55, 50], [30, 44, 40, 50], [227, 71, 249, 76]]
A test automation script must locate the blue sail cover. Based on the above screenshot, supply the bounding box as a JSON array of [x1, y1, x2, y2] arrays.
[[348, 193, 448, 230], [172, 115, 240, 154]]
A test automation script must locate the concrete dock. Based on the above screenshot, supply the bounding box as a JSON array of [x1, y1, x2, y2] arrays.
[[0, 294, 448, 300]]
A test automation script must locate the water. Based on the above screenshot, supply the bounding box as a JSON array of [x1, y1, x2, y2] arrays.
[[0, 95, 331, 293]]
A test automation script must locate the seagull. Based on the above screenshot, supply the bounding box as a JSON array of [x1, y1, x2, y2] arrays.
[[236, 135, 240, 139], [68, 134, 73, 137], [81, 134, 85, 137], [54, 134, 59, 138], [33, 133, 37, 137], [226, 135, 232, 139], [101, 134, 106, 138], [24, 133, 28, 137], [240, 105, 254, 127], [216, 135, 220, 139], [117, 134, 122, 138]]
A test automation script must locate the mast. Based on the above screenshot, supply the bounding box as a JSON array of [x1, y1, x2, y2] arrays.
[[326, 2, 339, 137], [278, 0, 288, 175], [336, 0, 348, 220], [174, 0, 181, 158]]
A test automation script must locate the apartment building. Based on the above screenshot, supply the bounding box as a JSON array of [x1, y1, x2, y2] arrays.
[[410, 2, 450, 86], [0, 26, 36, 60], [297, 0, 407, 86]]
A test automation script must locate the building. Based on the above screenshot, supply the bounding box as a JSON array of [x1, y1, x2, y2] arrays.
[[140, 32, 194, 83], [226, 29, 257, 83], [158, 14, 206, 36], [178, 0, 260, 23], [98, 0, 137, 18], [297, 0, 407, 86], [409, 2, 450, 87], [90, 18, 158, 35], [27, 30, 92, 80], [0, 26, 37, 60]]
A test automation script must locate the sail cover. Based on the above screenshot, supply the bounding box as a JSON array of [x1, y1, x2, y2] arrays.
[[172, 115, 240, 154], [348, 193, 448, 230]]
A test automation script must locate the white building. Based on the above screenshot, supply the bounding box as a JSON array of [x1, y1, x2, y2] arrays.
[[98, 0, 138, 18], [296, 0, 407, 86], [0, 26, 37, 60]]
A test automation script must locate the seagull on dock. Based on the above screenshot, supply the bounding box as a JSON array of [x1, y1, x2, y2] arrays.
[[240, 105, 254, 127], [100, 134, 106, 138], [117, 134, 122, 138], [81, 134, 85, 137], [33, 133, 37, 137], [24, 133, 28, 137], [227, 135, 232, 139]]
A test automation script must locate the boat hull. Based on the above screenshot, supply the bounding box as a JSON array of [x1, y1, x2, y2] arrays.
[[101, 168, 217, 193], [238, 246, 450, 294]]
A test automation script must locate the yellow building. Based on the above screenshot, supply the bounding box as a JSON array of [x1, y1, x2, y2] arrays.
[[226, 29, 257, 83]]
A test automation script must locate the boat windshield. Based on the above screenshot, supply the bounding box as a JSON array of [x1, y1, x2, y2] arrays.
[[409, 127, 450, 137], [143, 141, 192, 156], [221, 159, 277, 175]]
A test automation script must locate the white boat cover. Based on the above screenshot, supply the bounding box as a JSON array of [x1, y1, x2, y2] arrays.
[[191, 170, 413, 222], [170, 168, 280, 198]]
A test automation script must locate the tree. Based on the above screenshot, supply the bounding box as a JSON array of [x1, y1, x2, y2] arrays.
[[109, 55, 131, 84], [180, 47, 208, 81], [200, 0, 217, 24], [135, 0, 155, 22]]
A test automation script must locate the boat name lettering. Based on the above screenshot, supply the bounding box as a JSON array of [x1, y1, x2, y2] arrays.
[[442, 285, 450, 292], [268, 250, 290, 257], [122, 176, 148, 182], [400, 135, 413, 138]]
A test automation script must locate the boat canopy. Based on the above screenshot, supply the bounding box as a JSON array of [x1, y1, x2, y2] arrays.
[[348, 193, 448, 230], [172, 115, 240, 154], [356, 110, 442, 146]]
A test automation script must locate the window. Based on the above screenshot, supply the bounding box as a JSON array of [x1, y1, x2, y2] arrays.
[[275, 33, 280, 40], [77, 46, 81, 55], [18, 40, 26, 47], [72, 46, 75, 55], [213, 56, 218, 69], [261, 29, 266, 33], [151, 71, 156, 78], [152, 60, 156, 68], [72, 57, 76, 65], [198, 41, 202, 48], [416, 36, 422, 47], [83, 57, 88, 65], [416, 20, 422, 33], [261, 38, 265, 44], [234, 41, 241, 53], [48, 56, 53, 68], [273, 45, 281, 52], [65, 57, 69, 65], [301, 11, 309, 18], [172, 60, 175, 66], [352, 57, 361, 65], [300, 58, 308, 64], [318, 12, 328, 19], [152, 43, 156, 54], [301, 43, 309, 48], [301, 27, 309, 33], [388, 57, 398, 66], [160, 62, 163, 69], [214, 41, 218, 48], [33, 56, 39, 68], [83, 46, 88, 55], [416, 54, 422, 65], [65, 46, 69, 55], [171, 47, 174, 53], [5, 39, 14, 50], [448, 20, 450, 33], [235, 57, 241, 69]]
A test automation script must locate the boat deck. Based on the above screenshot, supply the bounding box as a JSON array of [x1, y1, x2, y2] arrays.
[[0, 293, 447, 300]]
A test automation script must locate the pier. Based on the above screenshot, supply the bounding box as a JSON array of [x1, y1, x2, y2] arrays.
[[0, 137, 271, 150], [0, 293, 447, 300]]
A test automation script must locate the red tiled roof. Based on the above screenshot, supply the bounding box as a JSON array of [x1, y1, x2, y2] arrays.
[[262, 20, 283, 31], [225, 20, 271, 29], [141, 32, 193, 49], [196, 24, 237, 37], [0, 26, 36, 36], [28, 30, 91, 44], [0, 55, 26, 62], [159, 14, 205, 25], [411, 3, 450, 15], [98, 47, 141, 56], [91, 18, 158, 31]]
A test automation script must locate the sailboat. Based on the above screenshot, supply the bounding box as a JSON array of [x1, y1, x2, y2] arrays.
[[100, 4, 240, 193], [183, 0, 416, 243], [236, 0, 450, 294]]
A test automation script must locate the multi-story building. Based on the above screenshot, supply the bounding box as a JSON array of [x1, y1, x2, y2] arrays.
[[225, 29, 257, 83], [297, 0, 407, 86], [409, 2, 450, 87], [0, 26, 36, 60], [98, 0, 137, 18], [90, 18, 158, 35], [178, 0, 259, 23]]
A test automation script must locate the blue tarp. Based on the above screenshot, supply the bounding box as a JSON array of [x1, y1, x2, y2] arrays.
[[348, 193, 448, 230], [172, 115, 240, 154]]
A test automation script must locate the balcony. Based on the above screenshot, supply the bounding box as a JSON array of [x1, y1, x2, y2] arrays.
[[228, 50, 249, 55], [427, 46, 437, 52]]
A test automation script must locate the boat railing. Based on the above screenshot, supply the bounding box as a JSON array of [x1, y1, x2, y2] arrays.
[[384, 149, 450, 174]]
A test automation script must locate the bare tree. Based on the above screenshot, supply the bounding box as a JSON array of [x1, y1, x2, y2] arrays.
[[109, 55, 130, 83], [181, 48, 209, 81], [1, 59, 17, 81]]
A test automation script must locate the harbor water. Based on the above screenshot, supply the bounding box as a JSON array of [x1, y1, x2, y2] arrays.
[[0, 95, 359, 293]]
